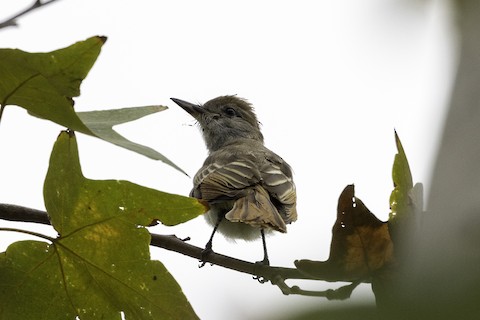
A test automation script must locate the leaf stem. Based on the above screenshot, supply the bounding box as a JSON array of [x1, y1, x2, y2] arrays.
[[0, 227, 54, 242], [0, 104, 4, 124]]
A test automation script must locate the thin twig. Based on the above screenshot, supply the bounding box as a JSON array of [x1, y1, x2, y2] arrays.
[[272, 276, 362, 300], [0, 0, 63, 30]]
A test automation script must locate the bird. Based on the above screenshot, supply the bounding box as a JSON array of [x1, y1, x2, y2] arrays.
[[171, 95, 297, 266]]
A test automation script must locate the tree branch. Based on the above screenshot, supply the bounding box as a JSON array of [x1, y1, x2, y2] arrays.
[[150, 233, 309, 282], [0, 203, 50, 224], [0, 203, 358, 297], [0, 0, 62, 30], [0, 203, 306, 280]]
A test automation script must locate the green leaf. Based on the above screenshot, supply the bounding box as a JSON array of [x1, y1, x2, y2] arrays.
[[77, 106, 187, 174], [0, 131, 205, 319], [389, 130, 414, 223], [0, 37, 186, 173], [0, 36, 105, 133]]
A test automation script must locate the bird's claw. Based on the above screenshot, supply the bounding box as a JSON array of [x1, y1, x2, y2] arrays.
[[253, 275, 268, 283], [253, 258, 270, 283], [198, 246, 213, 268]]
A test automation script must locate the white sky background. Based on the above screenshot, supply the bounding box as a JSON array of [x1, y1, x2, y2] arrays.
[[0, 0, 455, 319]]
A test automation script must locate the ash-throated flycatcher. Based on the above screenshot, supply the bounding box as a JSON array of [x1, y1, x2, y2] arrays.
[[172, 96, 297, 265]]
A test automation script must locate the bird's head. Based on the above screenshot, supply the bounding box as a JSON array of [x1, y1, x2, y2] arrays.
[[172, 95, 264, 151]]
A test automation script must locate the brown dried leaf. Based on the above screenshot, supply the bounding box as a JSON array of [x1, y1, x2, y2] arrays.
[[295, 185, 395, 282]]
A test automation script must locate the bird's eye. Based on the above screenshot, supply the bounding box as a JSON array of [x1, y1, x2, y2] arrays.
[[224, 107, 237, 117]]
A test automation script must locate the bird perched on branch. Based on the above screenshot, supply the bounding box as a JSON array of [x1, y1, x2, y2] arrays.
[[171, 95, 297, 265]]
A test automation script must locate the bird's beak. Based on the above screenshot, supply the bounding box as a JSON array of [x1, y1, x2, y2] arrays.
[[171, 98, 205, 120]]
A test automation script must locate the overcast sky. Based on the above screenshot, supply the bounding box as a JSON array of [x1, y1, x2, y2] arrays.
[[0, 0, 455, 319]]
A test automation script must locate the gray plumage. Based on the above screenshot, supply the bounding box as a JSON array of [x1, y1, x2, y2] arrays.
[[172, 96, 297, 242]]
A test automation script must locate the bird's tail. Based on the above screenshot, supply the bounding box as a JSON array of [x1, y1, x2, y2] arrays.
[[225, 186, 287, 233]]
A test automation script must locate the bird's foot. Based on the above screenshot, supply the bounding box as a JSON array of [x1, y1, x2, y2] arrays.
[[198, 242, 213, 268], [253, 258, 270, 283]]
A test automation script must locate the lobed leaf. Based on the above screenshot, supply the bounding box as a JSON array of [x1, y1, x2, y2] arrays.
[[0, 37, 185, 173], [0, 36, 105, 132], [0, 131, 205, 319]]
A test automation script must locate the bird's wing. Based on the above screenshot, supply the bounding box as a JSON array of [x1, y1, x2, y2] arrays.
[[191, 155, 262, 201], [191, 148, 297, 227], [260, 155, 298, 224]]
